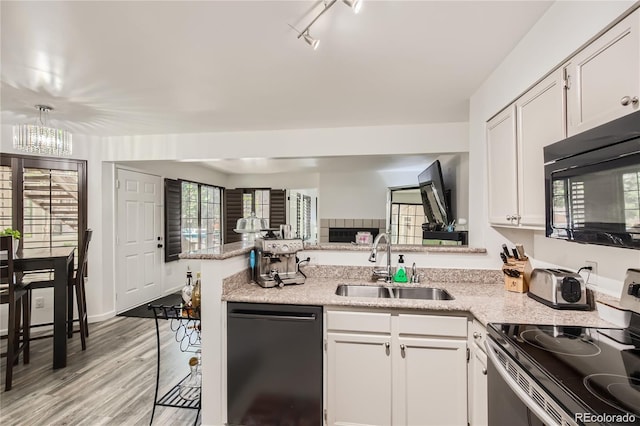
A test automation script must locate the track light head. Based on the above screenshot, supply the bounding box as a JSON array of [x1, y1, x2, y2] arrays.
[[343, 0, 363, 14], [303, 31, 320, 50]]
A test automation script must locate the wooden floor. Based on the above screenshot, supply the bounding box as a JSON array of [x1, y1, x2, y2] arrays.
[[0, 316, 201, 426]]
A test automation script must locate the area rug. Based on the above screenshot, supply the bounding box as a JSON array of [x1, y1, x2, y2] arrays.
[[117, 292, 182, 318]]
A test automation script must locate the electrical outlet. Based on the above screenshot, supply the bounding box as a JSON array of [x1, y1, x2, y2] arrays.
[[585, 260, 598, 284], [35, 297, 45, 309]]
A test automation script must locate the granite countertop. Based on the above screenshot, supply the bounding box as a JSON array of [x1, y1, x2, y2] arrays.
[[223, 278, 616, 328], [302, 242, 486, 254], [179, 241, 253, 260], [179, 241, 487, 260]]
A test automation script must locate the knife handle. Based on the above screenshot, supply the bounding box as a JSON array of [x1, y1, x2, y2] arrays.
[[512, 248, 520, 260], [515, 244, 526, 259], [501, 244, 511, 258]]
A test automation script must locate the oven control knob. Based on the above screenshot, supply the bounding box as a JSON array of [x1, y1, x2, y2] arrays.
[[561, 277, 582, 303], [627, 283, 640, 297], [281, 244, 289, 252]]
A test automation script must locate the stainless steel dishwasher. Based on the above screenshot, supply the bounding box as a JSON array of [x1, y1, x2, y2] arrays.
[[227, 302, 323, 426]]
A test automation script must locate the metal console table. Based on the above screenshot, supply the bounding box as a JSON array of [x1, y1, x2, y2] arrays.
[[148, 305, 201, 426]]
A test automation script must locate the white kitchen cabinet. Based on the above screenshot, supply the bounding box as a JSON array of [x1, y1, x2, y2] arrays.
[[394, 336, 467, 426], [327, 332, 392, 426], [326, 310, 468, 426], [467, 320, 488, 426], [487, 69, 565, 228], [487, 105, 518, 227], [566, 9, 640, 136]]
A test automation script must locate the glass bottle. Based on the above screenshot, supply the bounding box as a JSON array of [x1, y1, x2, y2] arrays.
[[181, 268, 193, 307], [179, 356, 201, 401], [192, 272, 201, 311]]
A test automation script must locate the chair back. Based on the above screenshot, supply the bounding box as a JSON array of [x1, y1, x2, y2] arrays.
[[1, 236, 17, 302], [77, 229, 93, 282]]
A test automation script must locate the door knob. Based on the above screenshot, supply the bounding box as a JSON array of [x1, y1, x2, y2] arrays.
[[621, 96, 639, 106]]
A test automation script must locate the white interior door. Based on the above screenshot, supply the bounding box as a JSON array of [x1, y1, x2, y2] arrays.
[[115, 168, 162, 312]]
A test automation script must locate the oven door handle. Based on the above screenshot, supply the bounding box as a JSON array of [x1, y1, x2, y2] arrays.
[[485, 338, 562, 426]]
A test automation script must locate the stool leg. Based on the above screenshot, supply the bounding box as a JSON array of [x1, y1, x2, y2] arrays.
[[22, 292, 30, 364], [5, 301, 16, 391], [76, 282, 87, 350]]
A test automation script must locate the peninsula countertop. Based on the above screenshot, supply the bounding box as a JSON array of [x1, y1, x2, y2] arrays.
[[222, 278, 616, 328], [180, 240, 488, 260], [179, 241, 254, 260]]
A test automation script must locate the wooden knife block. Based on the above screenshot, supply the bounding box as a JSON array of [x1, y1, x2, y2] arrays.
[[503, 257, 532, 293]]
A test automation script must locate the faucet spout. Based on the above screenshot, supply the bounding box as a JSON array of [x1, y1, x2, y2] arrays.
[[369, 232, 392, 282]]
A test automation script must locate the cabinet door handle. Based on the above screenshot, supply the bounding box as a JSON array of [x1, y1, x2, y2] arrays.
[[506, 215, 513, 221], [482, 368, 487, 375], [621, 96, 639, 106], [473, 332, 482, 339], [400, 344, 406, 357], [385, 342, 390, 349]]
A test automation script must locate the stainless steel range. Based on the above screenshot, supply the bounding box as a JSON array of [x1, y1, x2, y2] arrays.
[[486, 268, 640, 426]]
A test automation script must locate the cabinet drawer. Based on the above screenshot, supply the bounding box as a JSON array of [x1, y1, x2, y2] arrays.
[[327, 311, 391, 334], [398, 314, 467, 337], [469, 320, 487, 353]]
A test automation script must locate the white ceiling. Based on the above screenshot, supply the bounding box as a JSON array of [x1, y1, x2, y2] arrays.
[[1, 0, 553, 138]]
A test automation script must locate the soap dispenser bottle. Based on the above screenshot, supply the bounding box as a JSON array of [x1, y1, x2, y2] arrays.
[[393, 255, 408, 283]]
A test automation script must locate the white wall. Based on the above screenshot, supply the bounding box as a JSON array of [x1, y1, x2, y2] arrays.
[[102, 122, 469, 161], [226, 171, 319, 189], [469, 0, 639, 294]]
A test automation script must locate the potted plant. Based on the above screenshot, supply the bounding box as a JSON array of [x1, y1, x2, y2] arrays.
[[0, 228, 21, 256]]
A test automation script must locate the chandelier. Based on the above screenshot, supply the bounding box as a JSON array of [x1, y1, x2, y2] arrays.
[[13, 105, 72, 156]]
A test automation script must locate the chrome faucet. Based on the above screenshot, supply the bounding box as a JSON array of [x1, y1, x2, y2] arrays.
[[369, 232, 392, 282]]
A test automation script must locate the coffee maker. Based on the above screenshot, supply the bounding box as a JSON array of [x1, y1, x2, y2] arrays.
[[254, 236, 306, 288]]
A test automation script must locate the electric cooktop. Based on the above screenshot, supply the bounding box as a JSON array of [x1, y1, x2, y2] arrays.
[[488, 322, 640, 424]]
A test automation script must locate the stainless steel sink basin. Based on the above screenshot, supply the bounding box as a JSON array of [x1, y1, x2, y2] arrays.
[[393, 287, 454, 300], [335, 285, 454, 300], [334, 285, 392, 298]]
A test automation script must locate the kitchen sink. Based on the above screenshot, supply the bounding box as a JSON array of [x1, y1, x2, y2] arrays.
[[335, 285, 454, 300], [334, 285, 392, 298]]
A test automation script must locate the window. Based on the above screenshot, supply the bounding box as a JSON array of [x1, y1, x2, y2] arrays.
[[389, 187, 426, 245], [181, 181, 222, 252], [23, 168, 79, 250], [0, 154, 87, 259], [241, 189, 270, 227], [623, 171, 640, 237], [295, 193, 312, 240], [391, 204, 425, 245], [0, 165, 11, 231], [224, 188, 286, 243]]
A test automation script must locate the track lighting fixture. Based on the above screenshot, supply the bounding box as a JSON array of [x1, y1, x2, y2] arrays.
[[302, 31, 320, 50], [343, 0, 363, 14], [292, 0, 363, 50]]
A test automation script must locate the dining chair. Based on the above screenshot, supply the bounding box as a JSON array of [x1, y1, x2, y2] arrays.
[[1, 235, 31, 391], [24, 229, 92, 350]]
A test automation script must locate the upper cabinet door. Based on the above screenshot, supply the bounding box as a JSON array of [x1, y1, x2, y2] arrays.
[[516, 69, 566, 228], [566, 10, 640, 136], [487, 105, 518, 226]]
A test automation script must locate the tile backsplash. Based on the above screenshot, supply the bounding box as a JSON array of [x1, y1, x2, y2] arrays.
[[319, 218, 386, 243]]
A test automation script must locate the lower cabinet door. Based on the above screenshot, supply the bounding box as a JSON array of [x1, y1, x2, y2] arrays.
[[327, 332, 392, 426], [470, 346, 488, 426], [394, 337, 468, 426]]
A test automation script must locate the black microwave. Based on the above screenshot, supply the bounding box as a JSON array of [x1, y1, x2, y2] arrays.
[[544, 110, 640, 250]]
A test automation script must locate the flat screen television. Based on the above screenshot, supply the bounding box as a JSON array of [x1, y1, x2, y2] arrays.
[[418, 160, 450, 231]]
